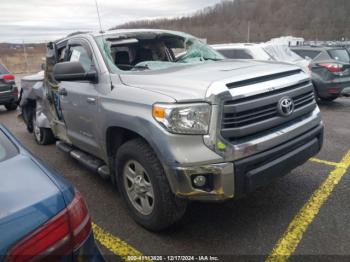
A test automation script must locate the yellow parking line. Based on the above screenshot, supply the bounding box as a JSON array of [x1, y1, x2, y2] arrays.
[[92, 223, 146, 260], [266, 150, 350, 262], [310, 158, 339, 167]]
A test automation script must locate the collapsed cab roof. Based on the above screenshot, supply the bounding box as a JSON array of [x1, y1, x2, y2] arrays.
[[51, 29, 194, 46]]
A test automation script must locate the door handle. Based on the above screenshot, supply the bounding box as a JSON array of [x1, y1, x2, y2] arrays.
[[58, 88, 67, 96], [87, 97, 96, 104]]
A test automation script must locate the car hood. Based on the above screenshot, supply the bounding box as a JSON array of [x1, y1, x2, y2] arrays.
[[0, 154, 66, 254], [119, 60, 301, 101]]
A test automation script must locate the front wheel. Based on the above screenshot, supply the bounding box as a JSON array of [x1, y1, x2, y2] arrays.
[[33, 113, 55, 145], [116, 138, 187, 231]]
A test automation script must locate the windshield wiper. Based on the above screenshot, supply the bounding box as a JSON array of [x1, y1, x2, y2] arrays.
[[131, 64, 150, 71], [117, 64, 150, 71], [204, 57, 223, 61]]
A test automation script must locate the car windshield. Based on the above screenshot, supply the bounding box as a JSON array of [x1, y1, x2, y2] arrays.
[[95, 31, 224, 72], [0, 131, 18, 163], [328, 49, 350, 63]]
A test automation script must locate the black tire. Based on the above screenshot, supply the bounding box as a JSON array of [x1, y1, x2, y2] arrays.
[[21, 106, 34, 133], [116, 138, 187, 231], [5, 102, 18, 111], [319, 97, 337, 102], [312, 86, 321, 103], [33, 113, 55, 145]]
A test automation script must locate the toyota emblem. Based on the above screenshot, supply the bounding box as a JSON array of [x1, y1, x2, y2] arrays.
[[277, 97, 294, 117]]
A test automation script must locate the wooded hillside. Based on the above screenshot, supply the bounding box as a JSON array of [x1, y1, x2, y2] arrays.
[[113, 0, 350, 43]]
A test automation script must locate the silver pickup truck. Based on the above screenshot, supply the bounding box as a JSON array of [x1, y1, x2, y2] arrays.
[[22, 29, 324, 231]]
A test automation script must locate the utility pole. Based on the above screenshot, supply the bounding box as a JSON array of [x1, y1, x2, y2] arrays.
[[22, 40, 29, 73], [247, 21, 251, 43]]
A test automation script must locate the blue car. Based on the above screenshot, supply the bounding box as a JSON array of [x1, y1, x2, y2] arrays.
[[0, 125, 104, 261]]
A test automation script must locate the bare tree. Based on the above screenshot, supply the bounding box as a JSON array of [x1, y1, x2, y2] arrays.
[[111, 0, 350, 43]]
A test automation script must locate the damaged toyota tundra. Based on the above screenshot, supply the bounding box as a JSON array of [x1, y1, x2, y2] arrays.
[[21, 29, 324, 231]]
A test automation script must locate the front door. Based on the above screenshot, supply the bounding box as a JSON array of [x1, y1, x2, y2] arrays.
[[58, 38, 102, 156]]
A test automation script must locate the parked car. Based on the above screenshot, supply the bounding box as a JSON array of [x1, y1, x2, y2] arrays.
[[291, 46, 350, 101], [22, 29, 323, 231], [0, 63, 18, 111], [211, 43, 311, 74], [0, 125, 104, 261]]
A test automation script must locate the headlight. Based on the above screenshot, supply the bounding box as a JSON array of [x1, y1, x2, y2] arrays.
[[152, 103, 211, 135]]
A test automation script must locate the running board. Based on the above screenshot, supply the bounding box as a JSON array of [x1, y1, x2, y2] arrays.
[[56, 141, 110, 179]]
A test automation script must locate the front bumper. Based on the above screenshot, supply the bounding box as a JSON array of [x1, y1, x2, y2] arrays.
[[314, 77, 350, 98], [167, 123, 324, 201]]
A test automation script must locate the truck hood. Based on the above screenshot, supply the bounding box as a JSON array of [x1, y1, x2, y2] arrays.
[[119, 60, 301, 101]]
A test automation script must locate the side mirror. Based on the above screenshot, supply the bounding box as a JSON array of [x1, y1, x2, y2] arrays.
[[53, 62, 98, 82]]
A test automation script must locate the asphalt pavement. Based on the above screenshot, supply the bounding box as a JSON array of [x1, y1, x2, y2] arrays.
[[0, 97, 349, 262]]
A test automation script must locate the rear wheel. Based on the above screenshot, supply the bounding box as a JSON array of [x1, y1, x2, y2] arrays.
[[5, 102, 17, 111], [116, 138, 187, 231], [33, 113, 55, 145]]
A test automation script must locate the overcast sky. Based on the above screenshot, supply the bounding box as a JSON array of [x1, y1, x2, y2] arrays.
[[0, 0, 223, 43]]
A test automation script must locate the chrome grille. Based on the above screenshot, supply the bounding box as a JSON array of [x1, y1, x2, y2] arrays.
[[221, 81, 316, 140]]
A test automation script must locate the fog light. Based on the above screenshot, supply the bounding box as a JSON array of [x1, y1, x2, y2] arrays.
[[193, 175, 207, 187]]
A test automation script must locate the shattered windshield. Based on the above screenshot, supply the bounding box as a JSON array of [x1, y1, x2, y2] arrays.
[[95, 31, 224, 72]]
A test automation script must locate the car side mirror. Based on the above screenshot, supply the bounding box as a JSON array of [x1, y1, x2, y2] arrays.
[[53, 61, 98, 82]]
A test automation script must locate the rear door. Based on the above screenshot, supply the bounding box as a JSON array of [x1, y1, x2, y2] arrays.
[[58, 38, 102, 156]]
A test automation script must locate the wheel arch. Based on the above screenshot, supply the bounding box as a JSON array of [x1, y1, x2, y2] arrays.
[[105, 125, 163, 184]]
